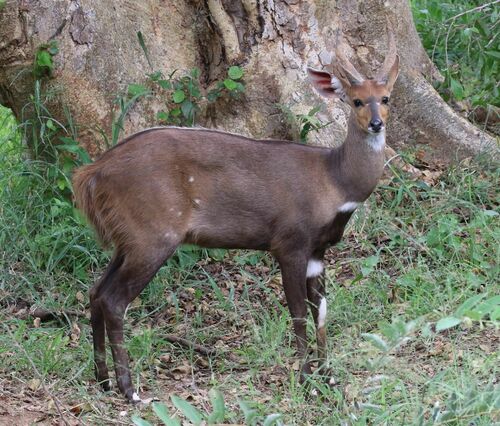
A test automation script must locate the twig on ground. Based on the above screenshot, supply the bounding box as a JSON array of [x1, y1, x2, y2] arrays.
[[163, 333, 215, 356], [15, 307, 84, 321]]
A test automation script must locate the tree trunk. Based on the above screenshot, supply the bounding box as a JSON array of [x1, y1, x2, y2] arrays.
[[0, 0, 497, 159]]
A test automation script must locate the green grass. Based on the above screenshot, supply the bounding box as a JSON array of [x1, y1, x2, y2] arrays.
[[1, 100, 499, 424]]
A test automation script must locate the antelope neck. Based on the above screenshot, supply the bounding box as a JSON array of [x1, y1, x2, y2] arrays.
[[329, 114, 386, 202]]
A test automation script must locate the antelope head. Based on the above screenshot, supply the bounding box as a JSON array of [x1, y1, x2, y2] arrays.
[[308, 33, 400, 135]]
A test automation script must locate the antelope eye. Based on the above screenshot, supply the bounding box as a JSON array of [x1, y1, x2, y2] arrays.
[[382, 96, 389, 104], [353, 99, 363, 107]]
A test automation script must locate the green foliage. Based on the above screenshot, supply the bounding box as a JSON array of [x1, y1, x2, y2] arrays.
[[0, 85, 99, 278], [416, 383, 499, 425], [436, 294, 500, 331], [0, 0, 6, 11], [148, 65, 245, 127], [33, 40, 59, 78], [132, 391, 283, 426], [276, 104, 330, 143], [411, 0, 499, 109], [133, 31, 245, 128]]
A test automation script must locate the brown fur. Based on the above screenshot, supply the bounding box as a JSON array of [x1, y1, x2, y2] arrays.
[[73, 47, 399, 401]]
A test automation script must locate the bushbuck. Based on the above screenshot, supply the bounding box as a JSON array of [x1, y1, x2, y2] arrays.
[[73, 35, 399, 402]]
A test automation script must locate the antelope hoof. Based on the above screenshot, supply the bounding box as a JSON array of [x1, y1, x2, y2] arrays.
[[100, 378, 111, 392], [126, 390, 142, 404], [95, 371, 111, 392], [319, 367, 337, 389]]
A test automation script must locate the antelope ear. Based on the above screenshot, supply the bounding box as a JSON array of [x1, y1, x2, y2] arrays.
[[385, 54, 400, 92], [307, 67, 346, 100]]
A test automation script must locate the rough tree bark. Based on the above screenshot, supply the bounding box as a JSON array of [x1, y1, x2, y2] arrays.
[[0, 0, 497, 159]]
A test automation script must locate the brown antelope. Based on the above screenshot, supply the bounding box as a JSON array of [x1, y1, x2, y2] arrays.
[[73, 36, 399, 402]]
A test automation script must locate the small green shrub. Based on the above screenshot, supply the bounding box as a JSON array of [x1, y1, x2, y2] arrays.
[[131, 390, 284, 426], [146, 65, 245, 127], [276, 104, 330, 143], [33, 41, 59, 78]]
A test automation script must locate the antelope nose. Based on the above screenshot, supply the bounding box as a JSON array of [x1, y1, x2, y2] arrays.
[[369, 119, 383, 132]]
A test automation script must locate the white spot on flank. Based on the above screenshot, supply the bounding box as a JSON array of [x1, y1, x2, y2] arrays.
[[188, 176, 194, 182], [318, 297, 327, 328], [306, 259, 323, 278], [177, 211, 183, 217], [132, 392, 141, 402], [366, 131, 385, 152], [164, 231, 178, 240], [339, 201, 359, 212], [193, 198, 201, 205]]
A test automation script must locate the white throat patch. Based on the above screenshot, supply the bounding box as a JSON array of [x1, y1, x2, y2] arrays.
[[366, 131, 385, 152]]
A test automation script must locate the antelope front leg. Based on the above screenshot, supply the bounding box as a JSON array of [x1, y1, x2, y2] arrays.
[[306, 257, 327, 365], [277, 252, 311, 379]]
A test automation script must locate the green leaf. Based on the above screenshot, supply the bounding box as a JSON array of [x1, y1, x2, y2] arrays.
[[435, 316, 461, 332], [47, 45, 59, 55], [223, 78, 237, 90], [450, 78, 464, 100], [206, 389, 225, 424], [46, 119, 55, 131], [475, 296, 500, 317], [263, 413, 283, 426], [148, 71, 162, 81], [455, 294, 485, 317], [207, 90, 221, 102], [362, 333, 389, 352], [234, 82, 245, 92], [172, 90, 186, 103], [131, 415, 153, 426], [170, 395, 204, 425], [157, 111, 169, 122], [128, 83, 149, 97], [238, 401, 259, 425], [170, 107, 181, 117], [491, 307, 500, 322], [152, 402, 181, 426], [0, 0, 6, 11], [191, 67, 201, 79], [227, 65, 244, 80], [137, 31, 153, 69], [308, 106, 321, 116], [181, 100, 194, 120], [361, 255, 379, 277], [157, 79, 172, 90], [485, 50, 500, 59], [36, 50, 52, 67]]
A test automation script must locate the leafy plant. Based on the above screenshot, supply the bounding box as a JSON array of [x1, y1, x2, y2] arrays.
[[362, 318, 418, 369], [416, 383, 499, 425], [134, 31, 245, 128], [148, 65, 245, 127], [277, 104, 331, 143], [33, 40, 59, 78], [131, 390, 283, 426], [436, 294, 500, 332]]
